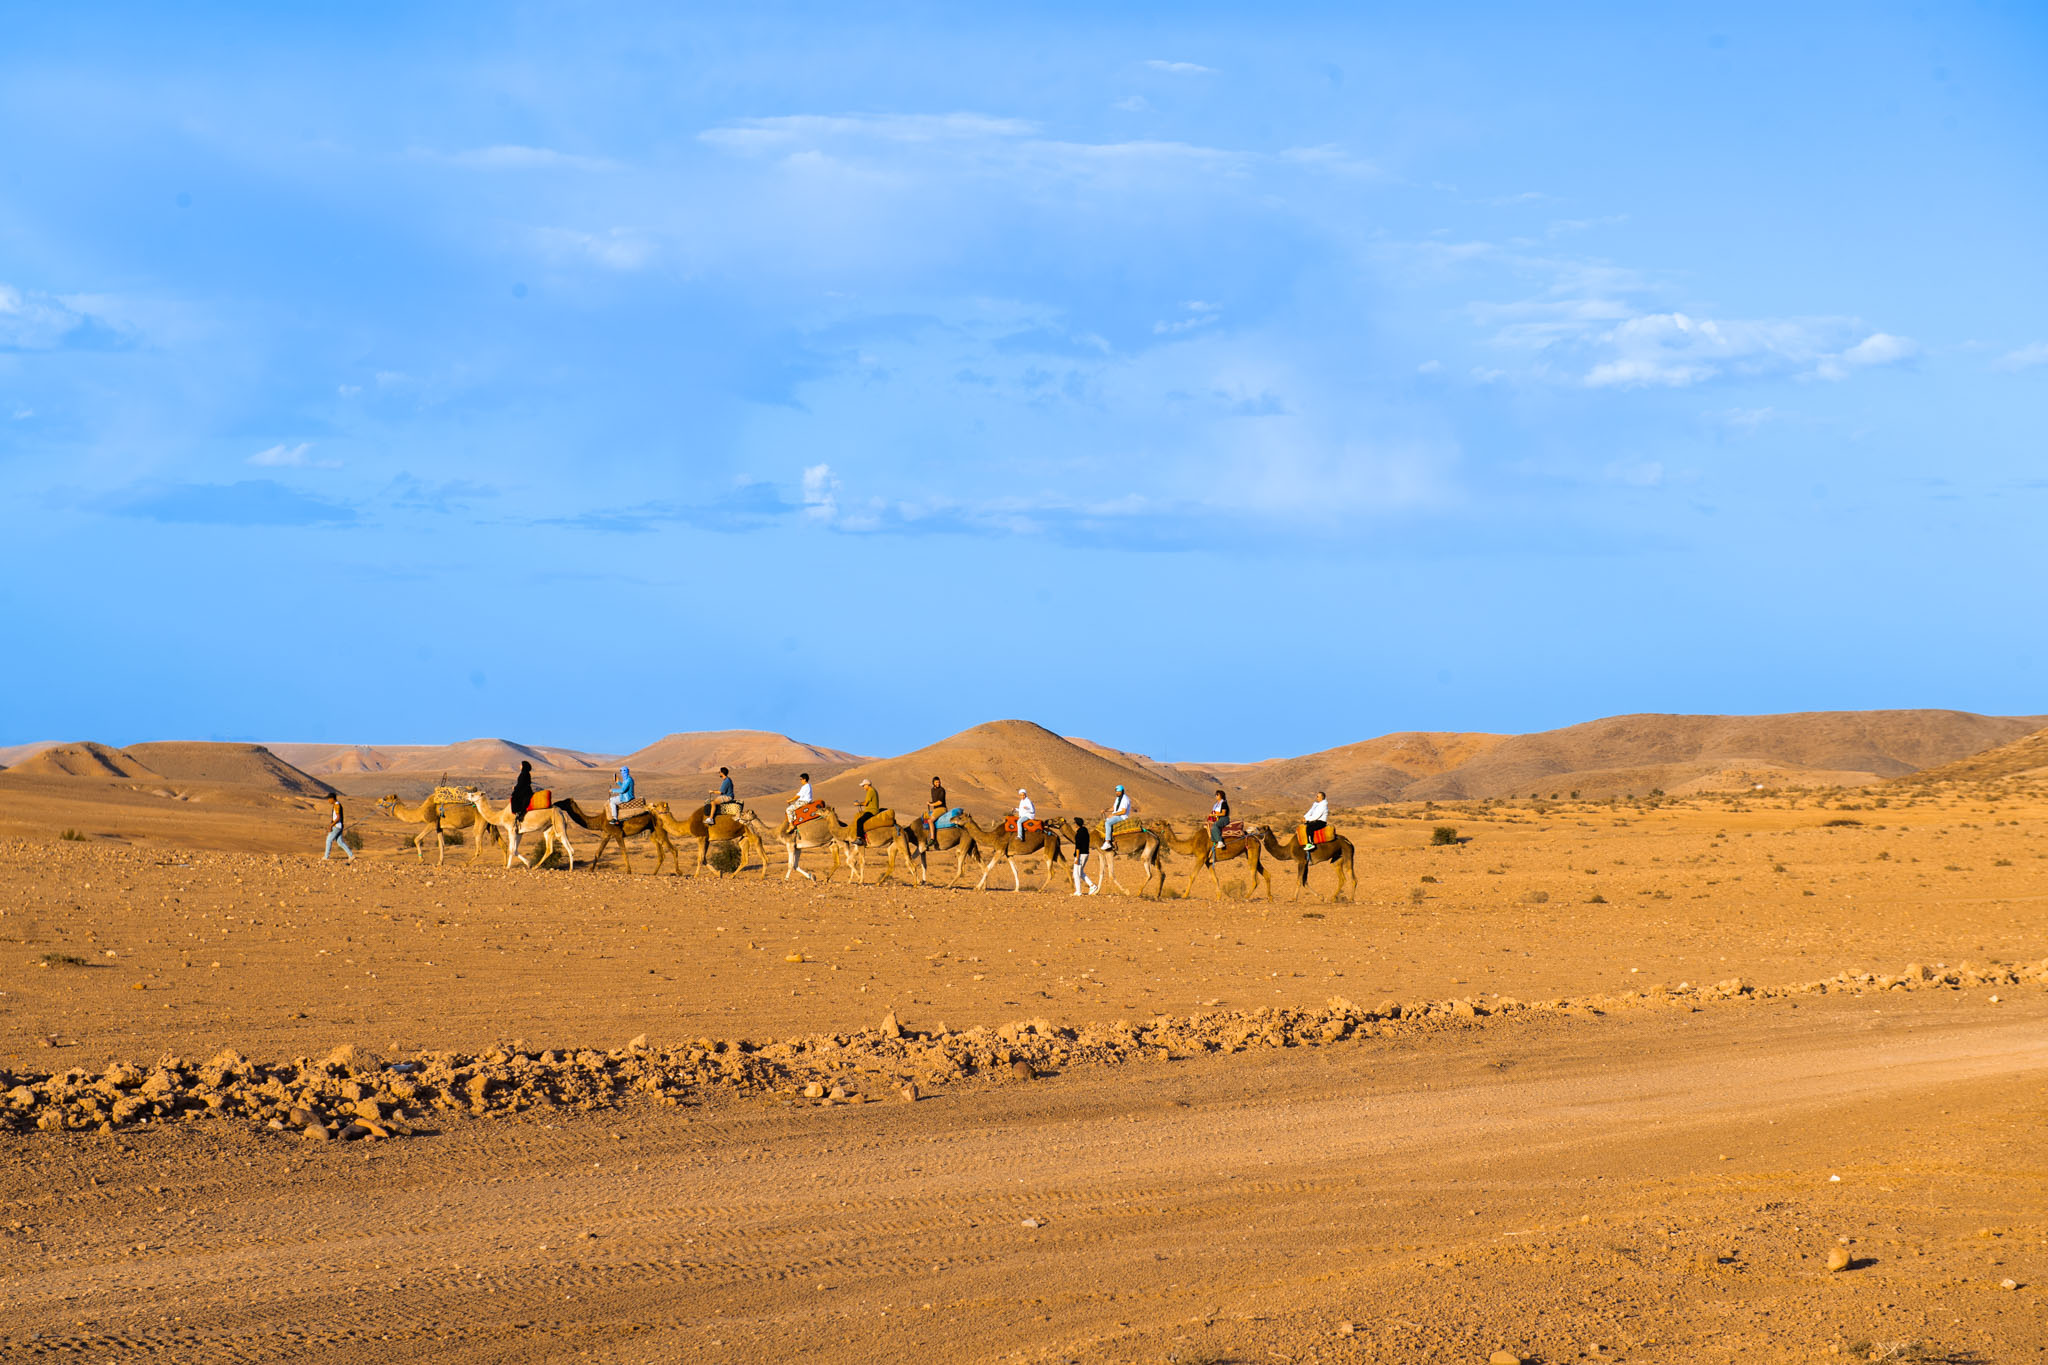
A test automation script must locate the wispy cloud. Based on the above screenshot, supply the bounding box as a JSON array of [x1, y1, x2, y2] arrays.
[[1145, 60, 1213, 75], [533, 482, 793, 534], [529, 225, 657, 271], [248, 441, 339, 469], [0, 284, 129, 352], [699, 113, 1039, 154], [101, 480, 357, 526], [414, 144, 621, 172], [1153, 301, 1219, 336], [1994, 341, 2048, 371], [1584, 314, 1917, 388]]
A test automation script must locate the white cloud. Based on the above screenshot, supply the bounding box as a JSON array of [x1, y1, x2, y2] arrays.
[[249, 442, 339, 469], [801, 463, 839, 521], [700, 113, 1039, 155], [1994, 341, 2048, 371], [1112, 95, 1151, 112], [1416, 360, 1442, 374], [1279, 144, 1381, 178], [1711, 406, 1779, 435], [531, 226, 657, 271], [1153, 301, 1219, 335], [1583, 313, 1918, 388], [416, 144, 621, 172], [11, 406, 31, 419], [1146, 60, 1214, 74], [0, 283, 100, 350]]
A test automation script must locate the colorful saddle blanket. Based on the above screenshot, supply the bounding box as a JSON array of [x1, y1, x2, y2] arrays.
[[528, 789, 553, 811], [1002, 816, 1044, 837], [929, 806, 964, 830], [789, 799, 825, 827], [1298, 823, 1331, 846], [609, 797, 648, 819], [1213, 819, 1247, 841]]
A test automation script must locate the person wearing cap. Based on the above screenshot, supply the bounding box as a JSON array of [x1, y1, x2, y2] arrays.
[[607, 765, 635, 824], [1014, 788, 1036, 841], [1102, 784, 1131, 845], [1208, 788, 1230, 861], [854, 778, 882, 846]]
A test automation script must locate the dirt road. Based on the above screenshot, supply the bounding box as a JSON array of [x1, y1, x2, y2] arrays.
[[5, 993, 2043, 1363]]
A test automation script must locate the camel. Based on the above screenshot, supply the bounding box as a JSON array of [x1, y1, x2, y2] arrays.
[[1253, 824, 1358, 901], [1092, 819, 1170, 898], [459, 789, 577, 871], [761, 804, 852, 882], [1152, 819, 1272, 900], [553, 798, 680, 875], [914, 816, 985, 887], [951, 813, 1068, 892], [822, 806, 928, 886], [373, 794, 501, 866], [647, 800, 767, 878]]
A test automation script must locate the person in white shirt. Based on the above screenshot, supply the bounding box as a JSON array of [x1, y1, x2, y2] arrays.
[[1014, 788, 1036, 841], [1302, 792, 1330, 846], [786, 772, 814, 821], [1102, 784, 1131, 845]]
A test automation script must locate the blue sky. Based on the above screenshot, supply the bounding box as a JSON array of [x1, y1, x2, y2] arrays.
[[3, 3, 2044, 761]]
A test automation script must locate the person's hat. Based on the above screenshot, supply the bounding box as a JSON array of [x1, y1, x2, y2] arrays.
[[860, 778, 871, 786], [1115, 784, 1125, 792], [1018, 788, 1027, 795]]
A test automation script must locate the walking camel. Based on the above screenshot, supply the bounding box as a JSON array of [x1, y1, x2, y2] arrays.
[[1094, 820, 1170, 898], [553, 798, 680, 875], [820, 805, 928, 885], [1253, 824, 1358, 901], [950, 813, 1068, 892], [646, 800, 767, 877], [374, 793, 501, 866], [914, 817, 985, 887], [1152, 819, 1272, 900], [757, 805, 853, 882], [459, 789, 578, 870]]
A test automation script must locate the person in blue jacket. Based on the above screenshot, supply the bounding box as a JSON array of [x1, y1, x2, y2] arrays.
[[607, 766, 635, 824]]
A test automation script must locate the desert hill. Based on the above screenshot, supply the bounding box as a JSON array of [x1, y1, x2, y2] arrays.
[[813, 720, 1211, 820], [5, 741, 334, 796], [10, 742, 160, 780], [625, 730, 865, 774], [269, 739, 620, 777], [1888, 725, 2048, 787], [0, 740, 60, 769], [122, 742, 336, 797], [1200, 710, 2047, 806]]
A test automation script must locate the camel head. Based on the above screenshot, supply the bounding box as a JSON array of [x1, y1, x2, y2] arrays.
[[376, 795, 398, 810], [647, 800, 669, 814]]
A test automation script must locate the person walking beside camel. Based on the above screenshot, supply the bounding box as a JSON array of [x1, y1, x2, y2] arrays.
[[323, 794, 355, 862], [1070, 817, 1097, 896]]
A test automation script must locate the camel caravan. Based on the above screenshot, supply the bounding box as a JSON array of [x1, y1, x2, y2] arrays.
[[367, 765, 1357, 901]]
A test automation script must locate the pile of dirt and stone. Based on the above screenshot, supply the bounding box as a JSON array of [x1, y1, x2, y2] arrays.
[[5, 958, 2041, 1141]]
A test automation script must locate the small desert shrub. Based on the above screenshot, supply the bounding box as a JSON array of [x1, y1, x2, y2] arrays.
[[1522, 890, 1550, 904], [1824, 817, 1863, 827], [1408, 887, 1426, 903], [1431, 825, 1458, 846], [341, 829, 365, 852], [41, 952, 87, 967], [1585, 893, 1607, 904], [1300, 911, 1323, 919], [58, 829, 86, 841], [1994, 858, 2013, 867], [1419, 874, 1438, 883], [705, 840, 743, 876]]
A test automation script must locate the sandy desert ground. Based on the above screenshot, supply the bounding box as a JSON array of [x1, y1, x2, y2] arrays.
[[2, 767, 2045, 1362]]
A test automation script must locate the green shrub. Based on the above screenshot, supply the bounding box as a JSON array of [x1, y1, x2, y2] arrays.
[[342, 829, 364, 852], [58, 829, 86, 842], [705, 840, 743, 876], [1431, 826, 1458, 846], [41, 952, 87, 967]]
